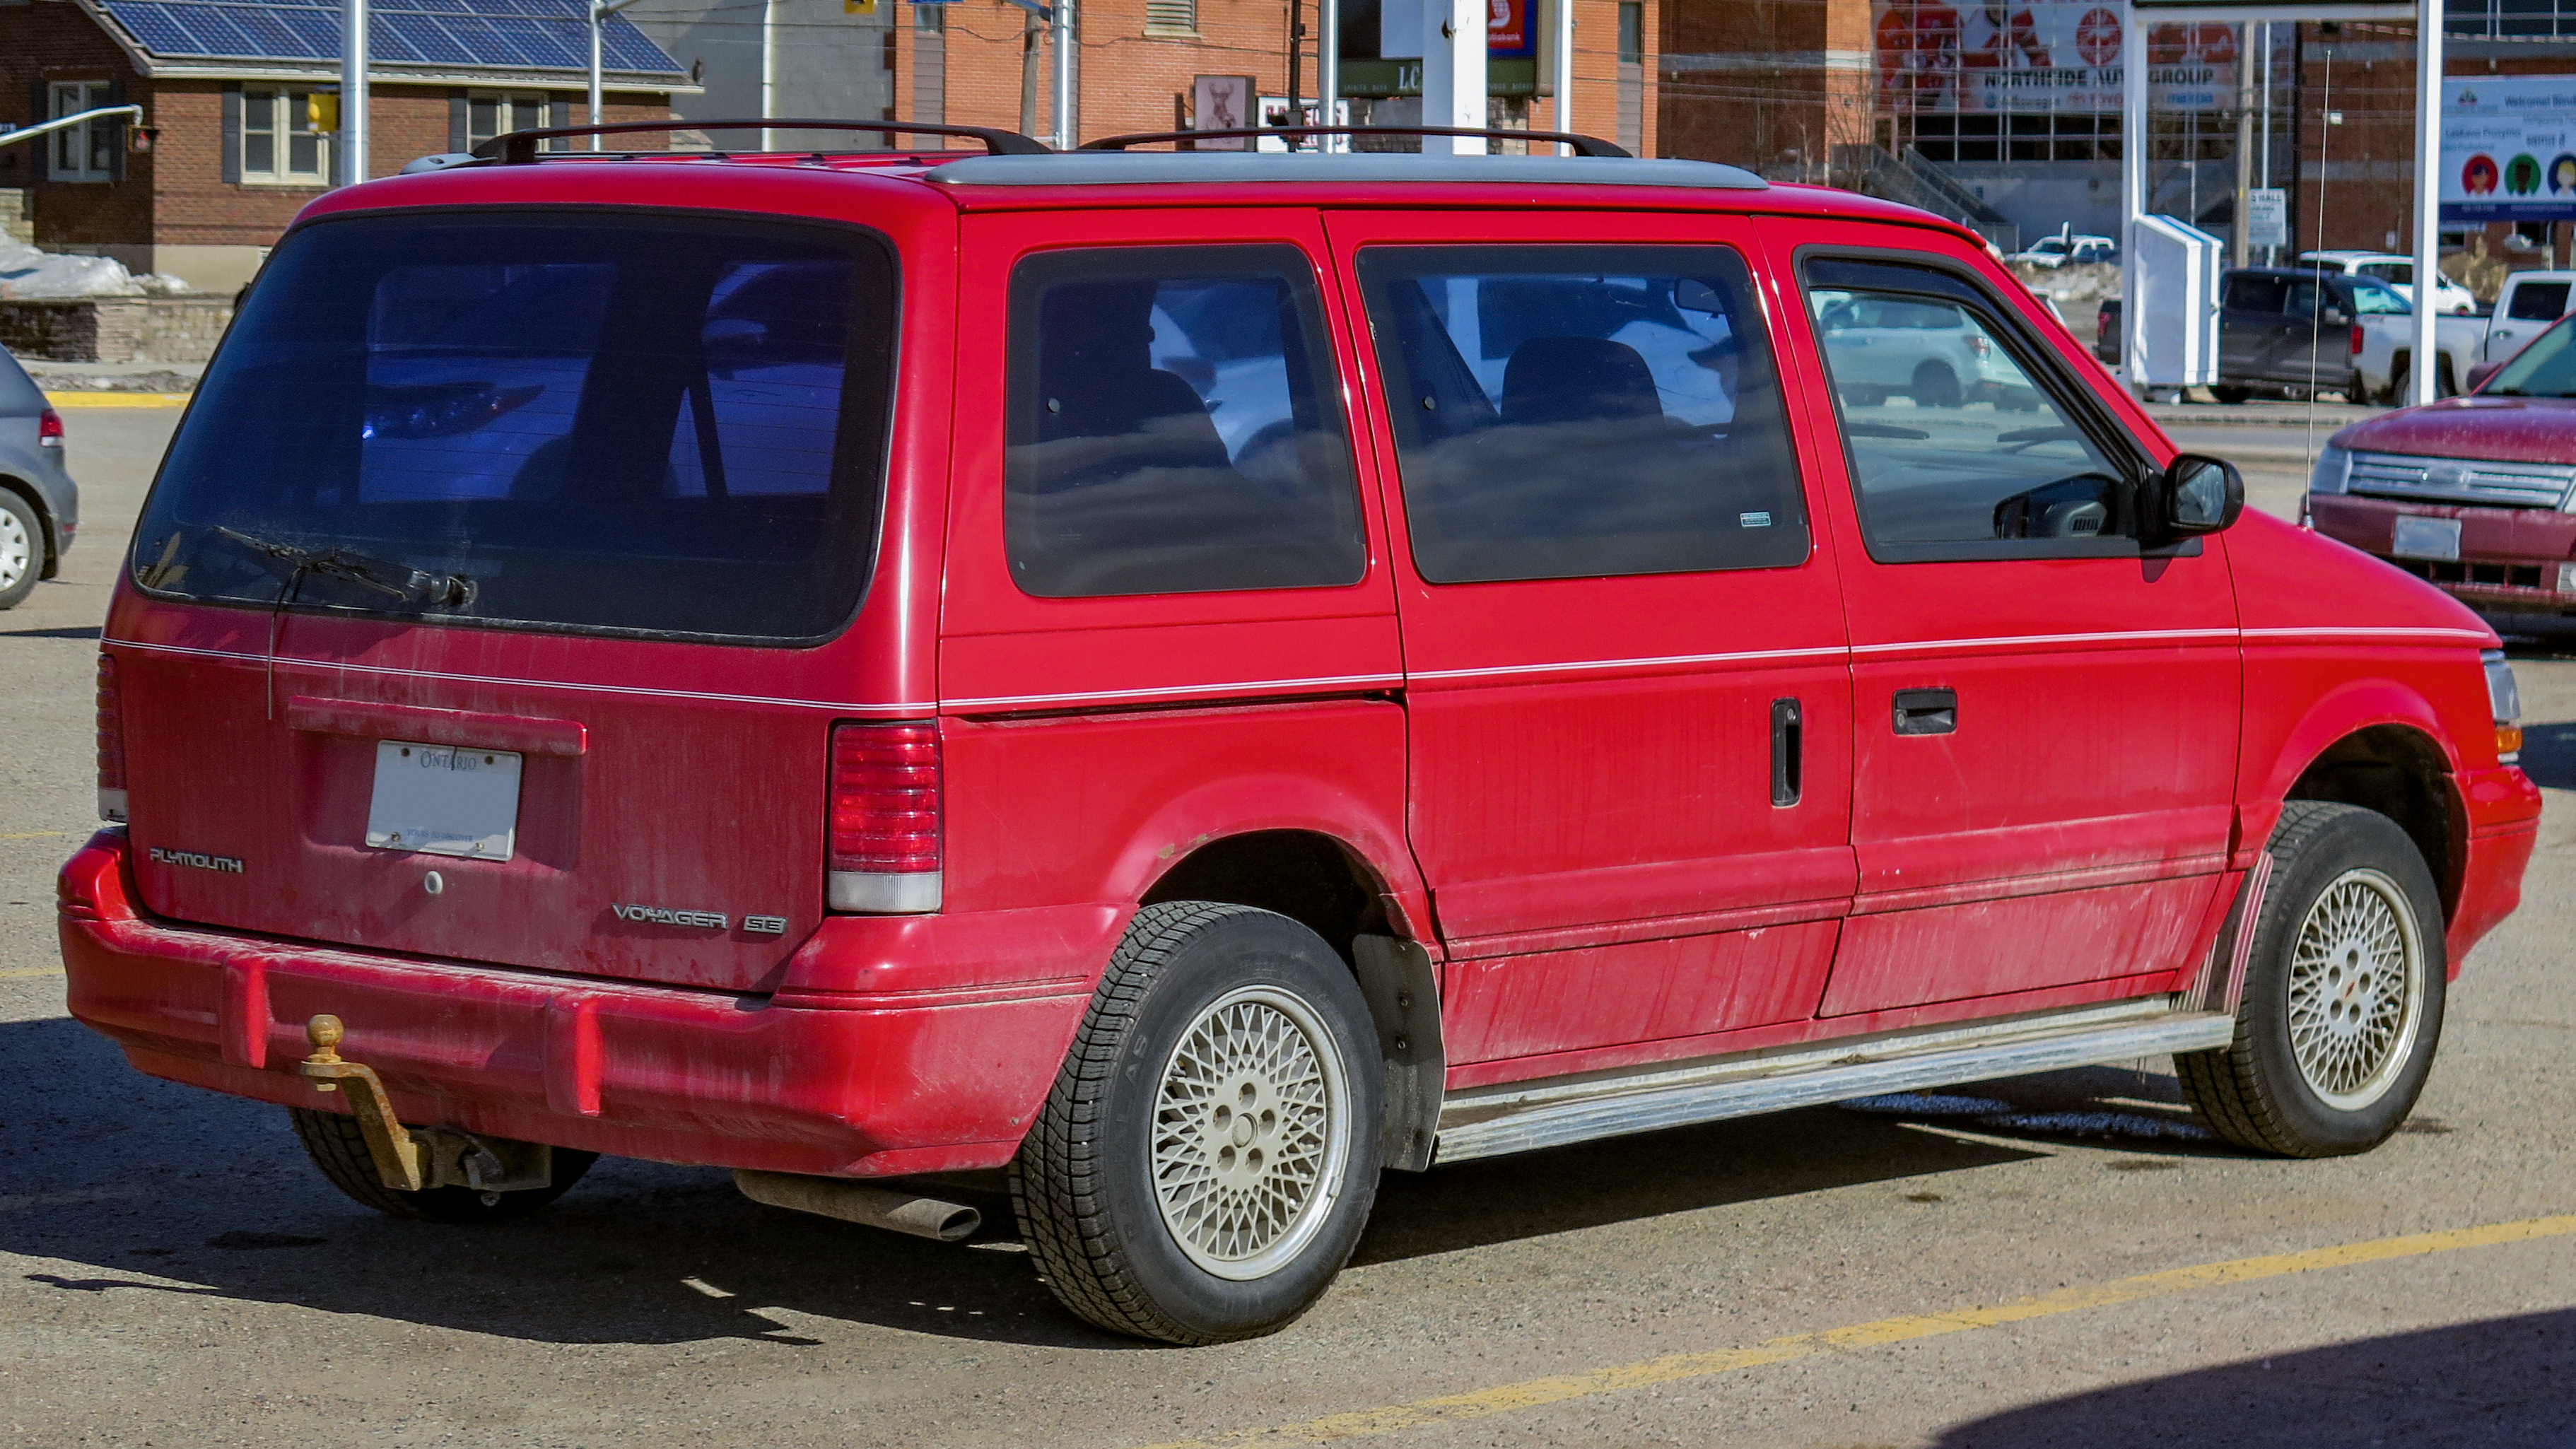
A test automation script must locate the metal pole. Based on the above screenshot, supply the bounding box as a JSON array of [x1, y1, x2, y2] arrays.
[[761, 0, 776, 150], [340, 0, 368, 185], [1020, 7, 1041, 138], [2233, 22, 2253, 269], [589, 3, 604, 150], [2411, 0, 2442, 404], [1554, 0, 1574, 155], [1287, 0, 1303, 148], [1051, 0, 1074, 150], [1320, 0, 1339, 150], [2121, 0, 2145, 392], [2259, 21, 2273, 262], [1422, 0, 1487, 154]]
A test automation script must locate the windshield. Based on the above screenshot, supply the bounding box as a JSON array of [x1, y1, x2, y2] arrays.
[[2486, 315, 2576, 397], [131, 211, 896, 641]]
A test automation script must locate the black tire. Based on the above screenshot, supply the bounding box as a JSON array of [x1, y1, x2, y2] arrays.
[[2211, 384, 2254, 405], [2177, 802, 2447, 1158], [0, 489, 42, 611], [1909, 361, 1962, 410], [2384, 359, 2457, 407], [1012, 902, 1384, 1345], [289, 1107, 596, 1223]]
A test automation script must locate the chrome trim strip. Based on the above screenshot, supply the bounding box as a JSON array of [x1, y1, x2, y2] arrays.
[[104, 639, 928, 715], [942, 671, 1404, 712], [1432, 999, 2235, 1164], [2345, 450, 2576, 509]]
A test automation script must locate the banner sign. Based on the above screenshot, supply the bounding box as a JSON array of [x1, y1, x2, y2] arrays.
[[1871, 1, 2268, 115], [2442, 77, 2576, 222]]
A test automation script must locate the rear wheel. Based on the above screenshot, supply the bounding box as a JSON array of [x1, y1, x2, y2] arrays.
[[1012, 902, 1383, 1345], [2211, 384, 2254, 405], [289, 1107, 596, 1223], [1909, 361, 1962, 410], [0, 490, 41, 610], [2177, 802, 2447, 1157]]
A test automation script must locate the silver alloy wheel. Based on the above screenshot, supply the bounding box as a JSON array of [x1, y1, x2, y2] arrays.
[[1149, 984, 1352, 1281], [2285, 866, 2427, 1111], [0, 508, 28, 593]]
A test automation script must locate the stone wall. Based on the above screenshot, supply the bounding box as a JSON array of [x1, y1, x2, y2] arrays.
[[0, 190, 29, 247], [0, 294, 232, 362]]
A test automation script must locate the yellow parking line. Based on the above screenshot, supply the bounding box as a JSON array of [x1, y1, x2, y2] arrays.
[[0, 831, 77, 840], [0, 967, 65, 979], [44, 392, 192, 409], [1132, 1212, 2576, 1449]]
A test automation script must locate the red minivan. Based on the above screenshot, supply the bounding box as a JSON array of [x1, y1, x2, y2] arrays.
[[61, 120, 2539, 1344]]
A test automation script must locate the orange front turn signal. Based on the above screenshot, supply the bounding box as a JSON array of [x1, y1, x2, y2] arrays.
[[2498, 724, 2524, 761]]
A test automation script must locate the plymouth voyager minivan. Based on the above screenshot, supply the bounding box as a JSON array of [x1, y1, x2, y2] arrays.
[[60, 119, 2538, 1344]]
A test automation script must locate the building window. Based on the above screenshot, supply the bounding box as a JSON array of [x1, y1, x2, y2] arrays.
[[1144, 0, 1196, 35], [49, 81, 118, 182], [1911, 113, 2119, 164], [467, 92, 563, 151], [241, 88, 333, 184]]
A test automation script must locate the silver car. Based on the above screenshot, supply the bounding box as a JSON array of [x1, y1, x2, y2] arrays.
[[0, 347, 78, 609]]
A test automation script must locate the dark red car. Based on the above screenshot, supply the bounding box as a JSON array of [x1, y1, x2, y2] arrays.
[[2311, 309, 2576, 624], [61, 119, 2539, 1344]]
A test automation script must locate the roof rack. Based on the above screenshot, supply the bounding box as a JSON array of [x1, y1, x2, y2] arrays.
[[1079, 124, 1632, 159], [470, 119, 1052, 167]]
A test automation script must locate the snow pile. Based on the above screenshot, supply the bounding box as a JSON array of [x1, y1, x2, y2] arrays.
[[2011, 259, 2121, 307], [0, 236, 190, 298]]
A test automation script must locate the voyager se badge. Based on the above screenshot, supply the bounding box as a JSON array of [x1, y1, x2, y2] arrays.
[[611, 903, 730, 932]]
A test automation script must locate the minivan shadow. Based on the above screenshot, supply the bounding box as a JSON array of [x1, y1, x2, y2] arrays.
[[7, 1013, 2048, 1350], [1926, 1308, 2576, 1446]]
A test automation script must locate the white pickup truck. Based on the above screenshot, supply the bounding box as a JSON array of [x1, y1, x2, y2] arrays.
[[2354, 270, 2576, 402]]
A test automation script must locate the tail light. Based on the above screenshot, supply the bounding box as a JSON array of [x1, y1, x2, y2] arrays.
[[96, 653, 128, 823], [827, 721, 941, 913], [2349, 327, 2365, 357], [38, 409, 64, 449]]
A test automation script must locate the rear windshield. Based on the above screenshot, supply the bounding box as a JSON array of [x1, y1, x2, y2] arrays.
[[131, 211, 896, 642]]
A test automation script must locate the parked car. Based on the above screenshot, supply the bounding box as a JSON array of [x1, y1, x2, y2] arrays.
[[0, 345, 76, 609], [1810, 288, 2039, 409], [2314, 306, 2576, 622], [60, 120, 2539, 1347], [2095, 268, 2403, 401], [2297, 250, 2479, 316], [2353, 269, 2576, 404], [2009, 233, 2116, 269]]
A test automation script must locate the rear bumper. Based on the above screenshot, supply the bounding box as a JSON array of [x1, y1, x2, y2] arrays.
[[57, 831, 1088, 1178], [2310, 493, 2576, 611]]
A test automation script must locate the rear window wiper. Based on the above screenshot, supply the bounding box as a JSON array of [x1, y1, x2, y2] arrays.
[[209, 526, 476, 609]]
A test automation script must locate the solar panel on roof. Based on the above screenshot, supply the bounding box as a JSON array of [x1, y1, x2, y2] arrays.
[[95, 0, 684, 74]]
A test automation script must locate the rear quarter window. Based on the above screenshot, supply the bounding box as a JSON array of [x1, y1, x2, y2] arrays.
[[131, 210, 897, 642]]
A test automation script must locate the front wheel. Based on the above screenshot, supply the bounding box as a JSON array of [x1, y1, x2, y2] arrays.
[[2211, 384, 2254, 405], [2177, 802, 2447, 1157], [1012, 902, 1383, 1344]]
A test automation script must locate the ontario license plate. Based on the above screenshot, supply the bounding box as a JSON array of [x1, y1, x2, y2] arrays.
[[365, 740, 522, 862], [2392, 515, 2463, 561]]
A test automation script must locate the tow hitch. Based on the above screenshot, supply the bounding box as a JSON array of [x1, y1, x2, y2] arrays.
[[296, 1014, 555, 1194]]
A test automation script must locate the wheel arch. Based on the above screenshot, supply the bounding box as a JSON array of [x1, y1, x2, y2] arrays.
[[2259, 686, 2466, 923], [1138, 827, 1446, 1171], [0, 473, 61, 580]]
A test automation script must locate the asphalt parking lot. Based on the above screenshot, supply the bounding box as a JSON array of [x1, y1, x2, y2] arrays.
[[1, 404, 2570, 1448]]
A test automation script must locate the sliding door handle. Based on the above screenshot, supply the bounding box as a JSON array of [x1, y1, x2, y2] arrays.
[[1892, 688, 1957, 736], [1770, 698, 1803, 806]]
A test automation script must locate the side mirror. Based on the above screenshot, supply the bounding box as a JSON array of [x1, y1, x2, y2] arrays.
[[2467, 360, 2502, 392], [2160, 453, 2244, 536]]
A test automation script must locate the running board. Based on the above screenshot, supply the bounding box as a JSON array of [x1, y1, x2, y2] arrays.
[[1432, 998, 2236, 1165]]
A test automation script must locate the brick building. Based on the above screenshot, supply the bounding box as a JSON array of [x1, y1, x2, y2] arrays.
[[631, 0, 1658, 158], [1, 0, 686, 293]]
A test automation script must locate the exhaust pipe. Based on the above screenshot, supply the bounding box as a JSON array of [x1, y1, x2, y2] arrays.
[[734, 1169, 982, 1243]]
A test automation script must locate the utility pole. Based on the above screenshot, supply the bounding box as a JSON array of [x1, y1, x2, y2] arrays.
[[339, 0, 368, 185], [1051, 0, 1075, 149], [2410, 0, 2442, 404], [2233, 21, 2254, 268], [1320, 0, 1339, 149], [1553, 0, 1574, 154], [589, 0, 645, 151]]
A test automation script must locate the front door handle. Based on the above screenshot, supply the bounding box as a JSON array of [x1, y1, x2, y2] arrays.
[[1892, 688, 1957, 736], [1770, 698, 1803, 806]]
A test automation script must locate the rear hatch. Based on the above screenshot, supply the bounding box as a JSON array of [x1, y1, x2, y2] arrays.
[[112, 206, 899, 992]]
